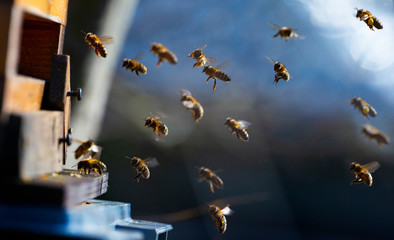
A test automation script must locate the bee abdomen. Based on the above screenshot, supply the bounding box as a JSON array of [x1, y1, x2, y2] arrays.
[[215, 214, 227, 234], [237, 129, 249, 141], [95, 44, 107, 58], [373, 17, 383, 29], [192, 106, 204, 123], [215, 71, 231, 82]]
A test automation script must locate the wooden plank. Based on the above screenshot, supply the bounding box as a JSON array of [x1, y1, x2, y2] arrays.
[[0, 0, 12, 76], [15, 0, 68, 25]]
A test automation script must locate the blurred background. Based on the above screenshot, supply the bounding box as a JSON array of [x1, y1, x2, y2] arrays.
[[64, 0, 394, 239]]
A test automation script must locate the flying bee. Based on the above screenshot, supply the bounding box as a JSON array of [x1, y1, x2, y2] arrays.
[[150, 42, 177, 67], [355, 8, 383, 31], [350, 97, 377, 118], [77, 158, 107, 176], [126, 156, 159, 182], [202, 64, 231, 92], [361, 124, 390, 146], [224, 117, 251, 142], [197, 167, 223, 193], [180, 89, 204, 123], [209, 204, 233, 234], [188, 44, 217, 68], [122, 58, 147, 76], [83, 32, 114, 58], [265, 56, 290, 84], [74, 139, 100, 160], [145, 117, 168, 139], [270, 22, 304, 43], [350, 161, 380, 186]]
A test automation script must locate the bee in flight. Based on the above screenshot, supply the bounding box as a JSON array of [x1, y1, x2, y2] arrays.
[[77, 158, 107, 176], [202, 64, 231, 92], [180, 89, 204, 123], [74, 139, 100, 160], [197, 167, 223, 193], [224, 117, 250, 142], [355, 8, 383, 31], [150, 42, 177, 67], [350, 161, 380, 186], [83, 32, 114, 58], [209, 204, 233, 234], [350, 97, 377, 118], [188, 44, 217, 68], [145, 116, 168, 139], [270, 22, 303, 43], [122, 58, 147, 76], [126, 156, 159, 182], [266, 56, 290, 85], [361, 124, 390, 146]]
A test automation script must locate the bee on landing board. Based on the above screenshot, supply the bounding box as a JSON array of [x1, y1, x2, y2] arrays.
[[180, 89, 204, 123], [83, 32, 114, 58], [145, 117, 168, 139], [224, 117, 250, 142], [126, 156, 159, 182], [74, 139, 100, 160], [355, 8, 383, 31], [270, 22, 304, 43], [150, 42, 177, 67], [350, 97, 377, 118], [188, 44, 217, 68], [209, 204, 233, 234], [197, 167, 223, 193], [77, 158, 107, 176], [350, 161, 380, 186], [122, 58, 147, 76], [202, 64, 231, 92], [265, 56, 290, 85], [361, 124, 390, 146]]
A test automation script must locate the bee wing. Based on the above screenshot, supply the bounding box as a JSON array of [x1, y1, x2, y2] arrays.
[[221, 205, 234, 216], [99, 36, 114, 44], [199, 44, 207, 50], [363, 161, 380, 173], [134, 52, 145, 61], [206, 57, 218, 64], [144, 157, 160, 168], [265, 56, 275, 64], [237, 120, 251, 129], [269, 22, 282, 30], [292, 31, 305, 40], [216, 61, 230, 70], [180, 89, 192, 96]]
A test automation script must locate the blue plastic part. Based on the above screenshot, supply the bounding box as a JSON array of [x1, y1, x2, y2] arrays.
[[0, 199, 172, 239]]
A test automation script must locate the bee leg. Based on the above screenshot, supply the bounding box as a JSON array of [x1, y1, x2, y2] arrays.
[[273, 32, 279, 38], [134, 174, 141, 182], [193, 62, 198, 68], [209, 182, 215, 193], [85, 168, 89, 175], [212, 79, 217, 92], [206, 76, 213, 83], [351, 178, 362, 185], [285, 38, 289, 43], [95, 48, 100, 57], [136, 71, 140, 76]]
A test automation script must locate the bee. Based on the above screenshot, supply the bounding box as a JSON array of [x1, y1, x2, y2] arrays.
[[350, 97, 377, 118], [188, 44, 217, 68], [209, 204, 233, 234], [224, 117, 250, 142], [270, 22, 303, 43], [355, 8, 383, 31], [361, 124, 390, 146], [74, 139, 100, 159], [197, 167, 223, 193], [202, 65, 231, 92], [84, 32, 113, 58], [180, 89, 204, 123], [266, 56, 290, 84], [77, 158, 107, 176], [350, 161, 380, 186], [126, 156, 159, 182], [145, 117, 168, 139], [122, 58, 147, 76], [150, 42, 177, 67]]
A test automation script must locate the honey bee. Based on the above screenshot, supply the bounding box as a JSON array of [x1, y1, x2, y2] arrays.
[[122, 58, 147, 76], [355, 8, 383, 31], [197, 167, 223, 193], [350, 97, 377, 118], [145, 117, 168, 139], [188, 45, 217, 68], [224, 117, 250, 142], [180, 89, 204, 123], [265, 56, 290, 84], [84, 32, 114, 58], [361, 124, 390, 146], [126, 156, 159, 182], [270, 22, 303, 42], [77, 158, 107, 176], [209, 204, 233, 234], [350, 161, 380, 186], [202, 64, 231, 92], [74, 139, 100, 159], [150, 42, 177, 67]]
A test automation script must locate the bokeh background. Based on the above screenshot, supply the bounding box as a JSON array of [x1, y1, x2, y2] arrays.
[[64, 0, 394, 239]]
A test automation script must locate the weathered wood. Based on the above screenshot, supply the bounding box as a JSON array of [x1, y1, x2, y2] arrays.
[[15, 0, 69, 25]]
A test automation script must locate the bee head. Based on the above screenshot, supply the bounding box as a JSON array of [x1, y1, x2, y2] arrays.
[[145, 118, 153, 126], [122, 59, 129, 67], [224, 117, 232, 126], [150, 43, 160, 52], [209, 204, 219, 215], [274, 62, 283, 71], [131, 157, 140, 166], [193, 49, 203, 58]]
